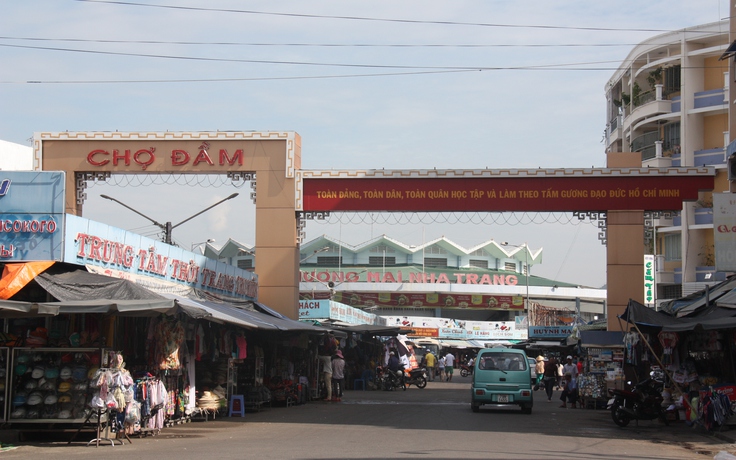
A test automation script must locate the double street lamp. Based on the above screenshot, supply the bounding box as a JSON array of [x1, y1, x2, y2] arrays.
[[100, 193, 239, 246], [502, 242, 530, 311], [192, 238, 215, 253]]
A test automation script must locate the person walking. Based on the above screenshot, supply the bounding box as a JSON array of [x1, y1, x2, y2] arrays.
[[331, 350, 346, 402], [556, 359, 564, 390], [444, 351, 455, 382], [543, 357, 558, 402], [438, 355, 446, 381], [534, 356, 545, 390], [424, 351, 436, 381]]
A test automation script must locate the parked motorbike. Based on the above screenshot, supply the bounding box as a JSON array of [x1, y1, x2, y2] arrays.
[[376, 366, 406, 391], [403, 367, 428, 389], [607, 376, 670, 427], [460, 363, 474, 377]]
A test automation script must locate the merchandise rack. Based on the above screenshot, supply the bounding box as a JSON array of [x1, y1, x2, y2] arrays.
[[8, 347, 103, 425]]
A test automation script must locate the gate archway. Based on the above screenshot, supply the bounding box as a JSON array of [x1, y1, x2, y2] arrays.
[[37, 132, 714, 328]]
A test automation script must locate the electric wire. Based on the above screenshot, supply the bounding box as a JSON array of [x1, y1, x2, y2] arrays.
[[73, 0, 700, 34], [0, 36, 642, 48]]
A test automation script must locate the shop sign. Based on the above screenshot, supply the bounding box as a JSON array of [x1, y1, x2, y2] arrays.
[[301, 268, 519, 286], [529, 326, 573, 338], [64, 214, 258, 300], [303, 290, 524, 310], [0, 171, 65, 261], [402, 327, 439, 338], [714, 193, 736, 272], [302, 173, 713, 212], [643, 255, 655, 307], [298, 299, 330, 319], [316, 300, 378, 325]]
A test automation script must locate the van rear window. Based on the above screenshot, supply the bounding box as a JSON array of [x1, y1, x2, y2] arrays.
[[478, 353, 527, 371]]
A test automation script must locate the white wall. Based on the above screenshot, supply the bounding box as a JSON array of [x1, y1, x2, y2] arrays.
[[0, 139, 33, 170]]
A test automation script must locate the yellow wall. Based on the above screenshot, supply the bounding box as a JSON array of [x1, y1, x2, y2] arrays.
[[704, 56, 728, 91], [703, 114, 728, 149]]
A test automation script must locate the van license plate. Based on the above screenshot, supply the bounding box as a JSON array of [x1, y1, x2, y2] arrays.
[[497, 395, 509, 403]]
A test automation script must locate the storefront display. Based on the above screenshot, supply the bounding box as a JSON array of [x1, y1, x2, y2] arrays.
[[9, 348, 102, 423], [579, 346, 623, 408]]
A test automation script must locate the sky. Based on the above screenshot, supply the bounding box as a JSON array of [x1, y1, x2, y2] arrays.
[[0, 0, 730, 289]]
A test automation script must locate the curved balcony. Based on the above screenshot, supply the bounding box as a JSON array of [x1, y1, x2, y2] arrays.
[[623, 85, 673, 132]]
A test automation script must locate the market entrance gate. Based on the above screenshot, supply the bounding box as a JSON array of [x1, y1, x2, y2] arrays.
[[36, 133, 714, 328]]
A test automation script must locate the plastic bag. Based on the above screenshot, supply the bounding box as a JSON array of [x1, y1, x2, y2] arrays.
[[105, 390, 118, 410], [90, 394, 105, 409], [125, 400, 141, 424]]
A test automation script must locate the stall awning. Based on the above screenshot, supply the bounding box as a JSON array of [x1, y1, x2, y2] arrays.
[[163, 294, 273, 330], [620, 298, 736, 332], [35, 269, 168, 303], [164, 294, 333, 333], [0, 261, 55, 300]]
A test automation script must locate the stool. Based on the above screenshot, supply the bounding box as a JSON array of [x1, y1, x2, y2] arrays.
[[228, 395, 245, 417]]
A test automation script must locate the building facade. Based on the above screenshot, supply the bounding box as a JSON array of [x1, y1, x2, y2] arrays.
[[604, 20, 731, 307], [210, 235, 607, 326]]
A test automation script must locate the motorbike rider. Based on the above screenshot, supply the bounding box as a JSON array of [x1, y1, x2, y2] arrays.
[[387, 351, 405, 386]]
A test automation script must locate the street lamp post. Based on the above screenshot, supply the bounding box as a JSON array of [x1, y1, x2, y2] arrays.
[[502, 241, 530, 311], [101, 193, 239, 245], [191, 238, 215, 253]]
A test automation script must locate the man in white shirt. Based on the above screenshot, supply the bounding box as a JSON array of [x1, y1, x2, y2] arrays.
[[444, 352, 456, 381], [562, 355, 579, 385]]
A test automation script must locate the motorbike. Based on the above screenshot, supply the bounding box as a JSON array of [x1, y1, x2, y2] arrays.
[[376, 366, 406, 391], [607, 376, 670, 427], [460, 363, 474, 377], [403, 367, 428, 389]]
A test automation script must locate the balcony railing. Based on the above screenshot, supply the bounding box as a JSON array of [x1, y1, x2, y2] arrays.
[[693, 88, 726, 109], [694, 148, 726, 167], [634, 89, 656, 107], [632, 131, 660, 161]]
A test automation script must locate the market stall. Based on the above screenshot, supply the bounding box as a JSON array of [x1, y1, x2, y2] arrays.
[[575, 331, 624, 409], [620, 294, 736, 429]]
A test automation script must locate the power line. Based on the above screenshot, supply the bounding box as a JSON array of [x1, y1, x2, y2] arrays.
[[0, 42, 626, 70], [0, 36, 641, 48], [74, 0, 689, 33]]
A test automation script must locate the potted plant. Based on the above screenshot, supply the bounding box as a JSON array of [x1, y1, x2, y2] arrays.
[[647, 67, 663, 89]]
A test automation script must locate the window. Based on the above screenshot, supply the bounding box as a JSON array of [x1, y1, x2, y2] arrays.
[[663, 122, 680, 153], [504, 262, 516, 271], [369, 256, 396, 266], [664, 234, 681, 261], [317, 256, 342, 266], [370, 244, 395, 254], [237, 259, 253, 269], [424, 257, 447, 268], [470, 249, 486, 256], [663, 65, 681, 96], [469, 259, 488, 269], [660, 284, 682, 300], [425, 246, 447, 255]]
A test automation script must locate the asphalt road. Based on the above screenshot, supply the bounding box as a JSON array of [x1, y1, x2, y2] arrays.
[[1, 374, 735, 459]]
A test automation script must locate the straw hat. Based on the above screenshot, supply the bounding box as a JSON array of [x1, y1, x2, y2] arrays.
[[536, 355, 544, 362]]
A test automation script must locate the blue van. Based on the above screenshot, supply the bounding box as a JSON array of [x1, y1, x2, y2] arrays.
[[470, 348, 533, 414]]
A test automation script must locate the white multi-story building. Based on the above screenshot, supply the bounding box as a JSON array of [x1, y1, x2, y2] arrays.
[[604, 20, 731, 306], [209, 235, 607, 325]]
